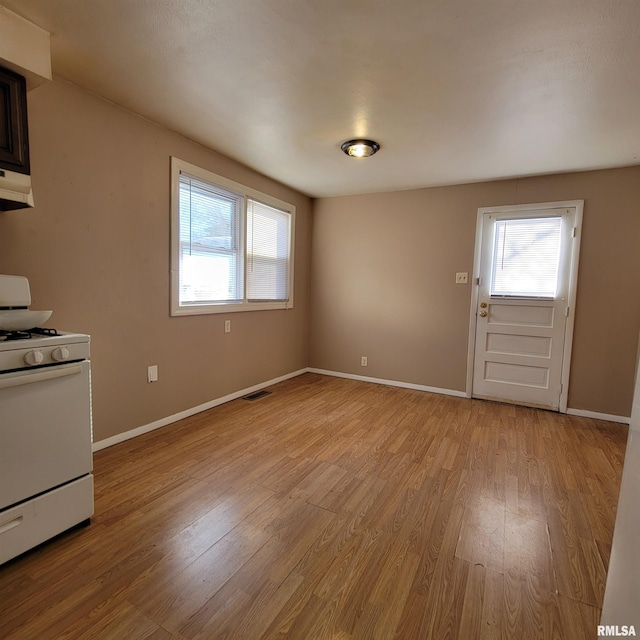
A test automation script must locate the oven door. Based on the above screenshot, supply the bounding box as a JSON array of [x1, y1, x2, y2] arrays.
[[0, 360, 92, 511]]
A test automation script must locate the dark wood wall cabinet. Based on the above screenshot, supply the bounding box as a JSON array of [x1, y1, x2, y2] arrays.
[[0, 65, 30, 176]]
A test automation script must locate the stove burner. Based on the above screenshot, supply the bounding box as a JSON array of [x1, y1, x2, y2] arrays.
[[0, 327, 60, 341], [31, 327, 59, 336]]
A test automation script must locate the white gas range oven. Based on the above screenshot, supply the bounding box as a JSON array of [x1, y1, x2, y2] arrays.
[[0, 275, 93, 564]]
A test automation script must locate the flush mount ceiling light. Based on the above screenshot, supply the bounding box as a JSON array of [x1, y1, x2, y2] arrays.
[[341, 139, 380, 158]]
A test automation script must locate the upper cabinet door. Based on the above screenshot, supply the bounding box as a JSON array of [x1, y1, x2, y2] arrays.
[[0, 66, 30, 175]]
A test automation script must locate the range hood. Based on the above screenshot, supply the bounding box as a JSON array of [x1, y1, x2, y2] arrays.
[[0, 168, 33, 211]]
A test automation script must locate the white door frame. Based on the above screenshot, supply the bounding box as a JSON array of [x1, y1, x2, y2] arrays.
[[465, 200, 584, 412]]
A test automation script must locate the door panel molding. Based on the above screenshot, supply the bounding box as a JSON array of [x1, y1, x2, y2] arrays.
[[466, 200, 583, 412]]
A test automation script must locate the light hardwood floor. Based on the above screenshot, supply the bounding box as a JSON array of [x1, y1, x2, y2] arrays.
[[0, 373, 628, 639]]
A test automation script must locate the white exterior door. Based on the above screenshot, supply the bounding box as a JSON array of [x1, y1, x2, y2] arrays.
[[471, 203, 582, 411]]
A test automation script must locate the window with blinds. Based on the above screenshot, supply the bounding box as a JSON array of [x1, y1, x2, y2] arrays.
[[490, 216, 562, 298], [178, 174, 243, 305], [171, 157, 294, 315], [247, 199, 291, 302]]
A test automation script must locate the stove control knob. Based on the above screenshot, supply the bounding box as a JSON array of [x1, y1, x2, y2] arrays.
[[24, 350, 44, 366], [52, 347, 71, 362]]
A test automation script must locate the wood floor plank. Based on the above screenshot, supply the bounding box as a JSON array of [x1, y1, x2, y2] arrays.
[[55, 600, 171, 640], [128, 523, 272, 633], [458, 561, 486, 640], [479, 569, 504, 640], [0, 373, 627, 639]]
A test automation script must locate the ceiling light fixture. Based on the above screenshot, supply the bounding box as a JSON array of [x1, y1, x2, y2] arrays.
[[341, 139, 380, 158]]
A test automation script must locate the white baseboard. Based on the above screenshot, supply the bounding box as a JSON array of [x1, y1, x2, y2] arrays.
[[92, 368, 308, 452], [309, 369, 631, 423], [306, 367, 467, 398], [566, 408, 630, 424], [93, 366, 630, 452]]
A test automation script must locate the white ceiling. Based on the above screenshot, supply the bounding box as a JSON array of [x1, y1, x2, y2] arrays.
[[3, 0, 640, 197]]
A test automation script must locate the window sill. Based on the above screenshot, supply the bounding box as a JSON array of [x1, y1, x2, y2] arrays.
[[171, 301, 293, 316]]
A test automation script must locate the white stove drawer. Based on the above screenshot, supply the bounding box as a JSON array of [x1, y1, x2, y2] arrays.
[[0, 474, 93, 564]]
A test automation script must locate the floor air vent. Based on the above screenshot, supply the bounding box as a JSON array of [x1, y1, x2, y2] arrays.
[[242, 390, 272, 401]]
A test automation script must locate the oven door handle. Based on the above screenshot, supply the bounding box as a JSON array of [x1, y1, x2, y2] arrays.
[[0, 364, 83, 390]]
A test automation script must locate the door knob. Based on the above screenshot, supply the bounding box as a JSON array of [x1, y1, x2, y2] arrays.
[[479, 310, 488, 317], [480, 302, 488, 308]]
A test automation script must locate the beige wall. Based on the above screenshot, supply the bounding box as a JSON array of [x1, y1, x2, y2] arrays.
[[310, 166, 640, 417], [0, 78, 312, 442]]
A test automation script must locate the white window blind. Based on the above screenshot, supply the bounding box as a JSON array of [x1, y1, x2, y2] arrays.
[[490, 217, 562, 298], [178, 173, 243, 304], [247, 199, 291, 302]]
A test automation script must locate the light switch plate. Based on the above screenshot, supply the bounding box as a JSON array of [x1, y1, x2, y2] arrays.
[[455, 272, 469, 284]]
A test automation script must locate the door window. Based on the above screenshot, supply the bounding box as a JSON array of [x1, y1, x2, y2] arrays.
[[490, 217, 562, 298]]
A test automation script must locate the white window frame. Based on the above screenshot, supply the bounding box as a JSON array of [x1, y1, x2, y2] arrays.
[[170, 157, 295, 316]]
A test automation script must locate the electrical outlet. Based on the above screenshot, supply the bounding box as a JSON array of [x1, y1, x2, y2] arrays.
[[147, 365, 158, 383], [455, 272, 469, 284], [224, 320, 231, 333], [361, 356, 368, 367]]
